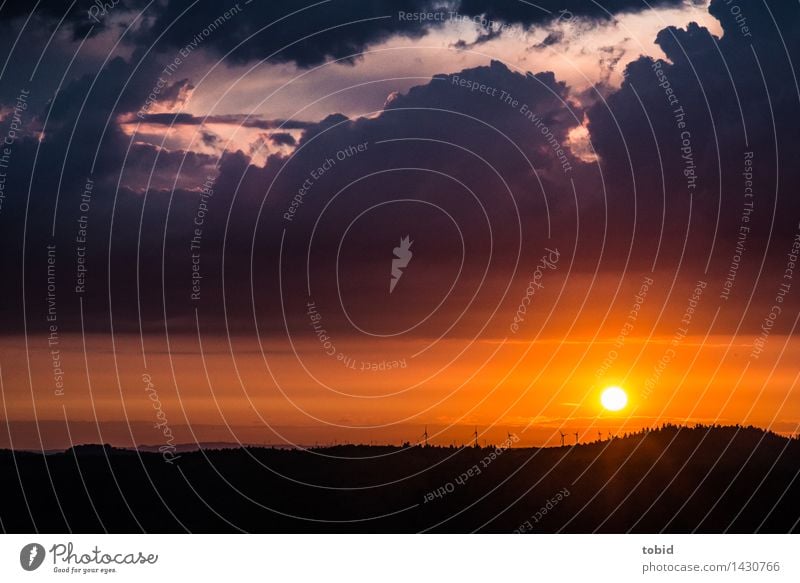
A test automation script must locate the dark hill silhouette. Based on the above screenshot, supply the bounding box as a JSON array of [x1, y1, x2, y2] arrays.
[[0, 424, 797, 533]]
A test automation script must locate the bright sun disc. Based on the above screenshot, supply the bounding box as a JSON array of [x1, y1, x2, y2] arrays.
[[601, 386, 628, 411]]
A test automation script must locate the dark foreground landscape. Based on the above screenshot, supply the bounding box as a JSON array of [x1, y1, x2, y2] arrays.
[[1, 425, 798, 533]]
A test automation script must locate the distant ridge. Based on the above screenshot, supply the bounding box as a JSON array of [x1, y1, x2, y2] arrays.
[[4, 423, 793, 454]]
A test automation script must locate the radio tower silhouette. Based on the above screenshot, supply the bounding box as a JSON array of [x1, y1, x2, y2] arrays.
[[559, 431, 566, 447], [472, 427, 479, 448], [423, 425, 429, 448]]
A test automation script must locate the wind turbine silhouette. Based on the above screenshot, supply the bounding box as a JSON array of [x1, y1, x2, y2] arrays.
[[559, 431, 566, 447], [574, 431, 579, 445]]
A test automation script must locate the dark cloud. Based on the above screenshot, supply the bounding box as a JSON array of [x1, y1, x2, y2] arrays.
[[455, 0, 688, 26], [269, 132, 297, 147], [133, 0, 694, 68], [150, 77, 195, 111], [1, 57, 593, 339], [160, 59, 591, 337], [585, 0, 800, 330], [2, 0, 800, 342], [451, 25, 504, 49], [534, 31, 564, 49], [200, 130, 218, 147], [131, 113, 318, 131], [0, 0, 704, 96], [0, 0, 137, 39], [133, 0, 440, 69]]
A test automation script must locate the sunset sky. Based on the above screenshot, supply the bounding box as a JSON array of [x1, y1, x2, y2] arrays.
[[1, 0, 799, 450]]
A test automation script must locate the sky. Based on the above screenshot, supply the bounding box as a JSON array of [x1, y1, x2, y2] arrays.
[[0, 0, 799, 449]]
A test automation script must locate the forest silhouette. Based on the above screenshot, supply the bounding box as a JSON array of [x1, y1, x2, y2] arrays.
[[1, 424, 797, 533]]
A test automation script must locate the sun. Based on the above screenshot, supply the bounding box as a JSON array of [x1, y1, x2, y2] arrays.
[[600, 386, 628, 411]]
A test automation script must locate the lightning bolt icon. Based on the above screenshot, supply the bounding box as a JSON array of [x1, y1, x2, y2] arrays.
[[390, 236, 413, 293]]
